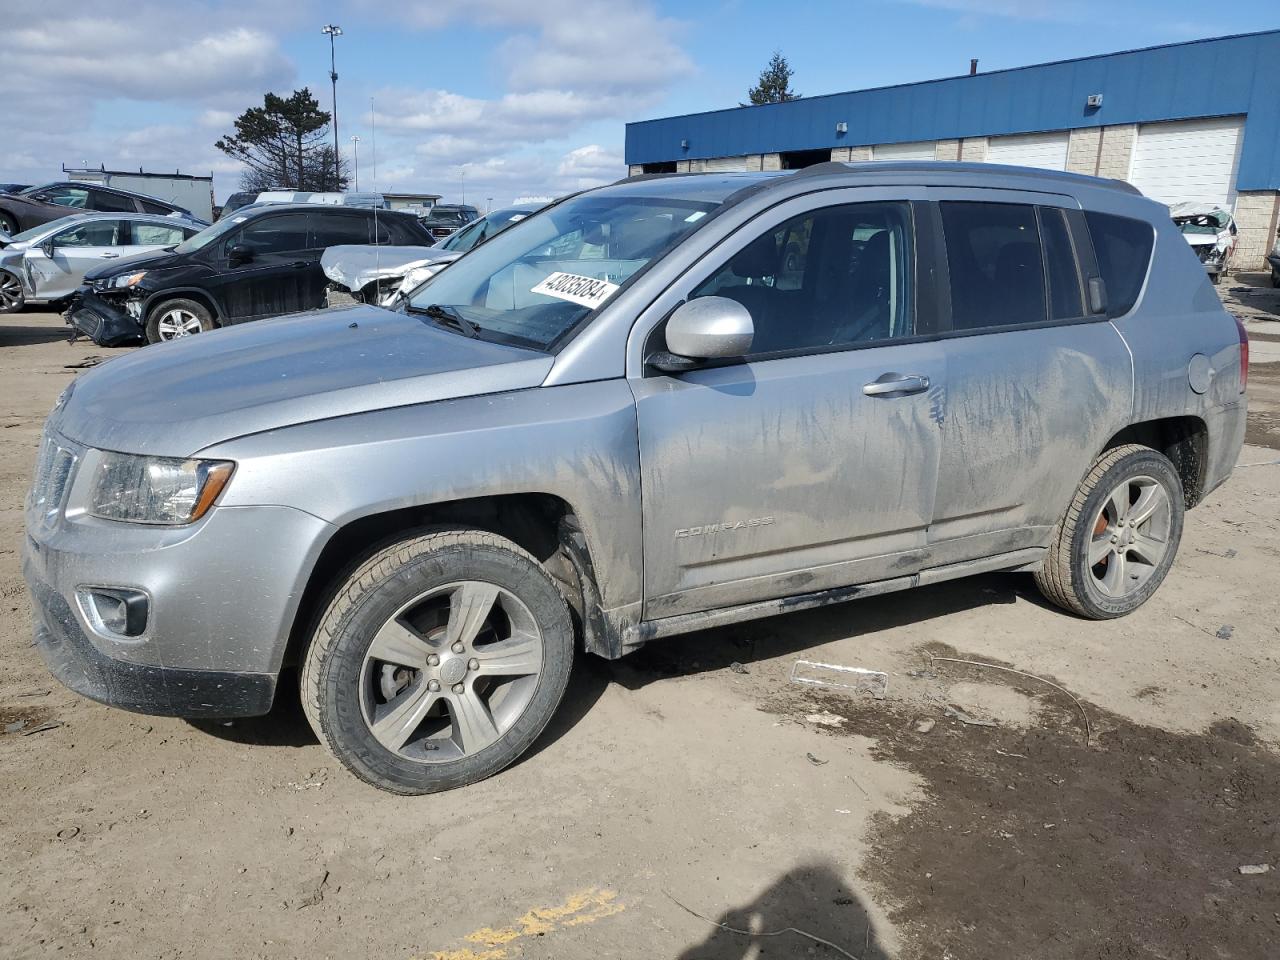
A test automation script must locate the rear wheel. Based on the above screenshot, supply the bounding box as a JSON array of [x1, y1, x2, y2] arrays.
[[145, 298, 214, 343], [301, 528, 574, 794], [0, 269, 24, 313], [1035, 444, 1184, 619]]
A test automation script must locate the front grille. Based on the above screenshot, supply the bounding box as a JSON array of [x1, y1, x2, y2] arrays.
[[27, 430, 79, 532]]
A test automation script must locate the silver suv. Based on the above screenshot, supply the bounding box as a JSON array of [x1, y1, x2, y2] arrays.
[[23, 162, 1248, 794]]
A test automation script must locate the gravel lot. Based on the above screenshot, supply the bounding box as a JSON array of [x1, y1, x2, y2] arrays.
[[2, 279, 1277, 960]]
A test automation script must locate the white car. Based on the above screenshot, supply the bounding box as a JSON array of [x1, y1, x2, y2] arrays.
[[0, 213, 200, 313], [1170, 202, 1237, 285]]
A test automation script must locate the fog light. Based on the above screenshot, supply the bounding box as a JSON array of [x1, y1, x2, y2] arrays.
[[79, 587, 149, 638]]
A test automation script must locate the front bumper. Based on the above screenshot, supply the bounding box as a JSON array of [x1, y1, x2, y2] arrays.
[[65, 286, 145, 346], [22, 429, 336, 717]]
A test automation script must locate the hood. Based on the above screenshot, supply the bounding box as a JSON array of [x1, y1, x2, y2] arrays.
[[321, 244, 453, 290], [53, 304, 554, 455], [83, 248, 186, 281]]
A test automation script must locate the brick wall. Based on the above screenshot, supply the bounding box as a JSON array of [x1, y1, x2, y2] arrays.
[[762, 153, 782, 171], [830, 146, 873, 162], [1066, 128, 1102, 175], [1096, 124, 1136, 181], [959, 137, 988, 162], [934, 139, 961, 161], [1233, 191, 1280, 271]]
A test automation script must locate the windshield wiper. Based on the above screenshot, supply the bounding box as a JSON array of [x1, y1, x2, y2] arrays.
[[408, 303, 481, 338]]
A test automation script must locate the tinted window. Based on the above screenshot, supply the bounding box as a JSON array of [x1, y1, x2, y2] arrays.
[[53, 220, 122, 247], [236, 213, 309, 255], [1040, 207, 1084, 320], [941, 202, 1045, 330], [140, 200, 174, 215], [310, 213, 371, 247], [1084, 211, 1154, 318], [90, 189, 137, 213], [132, 222, 188, 245], [691, 201, 913, 355]]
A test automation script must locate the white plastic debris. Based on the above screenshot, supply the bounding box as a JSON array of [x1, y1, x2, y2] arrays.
[[790, 660, 888, 699], [1238, 864, 1271, 875]]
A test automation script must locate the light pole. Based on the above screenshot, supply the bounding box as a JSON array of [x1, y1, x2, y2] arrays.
[[350, 136, 361, 191], [322, 24, 343, 188]]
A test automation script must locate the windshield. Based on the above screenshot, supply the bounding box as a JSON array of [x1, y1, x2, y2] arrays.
[[424, 208, 473, 226], [18, 183, 54, 196], [406, 193, 719, 351], [440, 208, 532, 253], [174, 214, 247, 254], [9, 215, 84, 243]]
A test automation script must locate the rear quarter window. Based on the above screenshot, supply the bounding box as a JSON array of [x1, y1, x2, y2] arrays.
[[1084, 211, 1154, 318]]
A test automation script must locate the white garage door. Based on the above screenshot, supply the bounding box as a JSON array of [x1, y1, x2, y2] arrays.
[[873, 141, 936, 161], [1129, 116, 1245, 209], [703, 156, 749, 173], [986, 131, 1069, 170]]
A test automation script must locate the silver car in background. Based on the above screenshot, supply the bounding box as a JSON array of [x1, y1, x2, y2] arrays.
[[23, 162, 1248, 796], [0, 213, 200, 313]]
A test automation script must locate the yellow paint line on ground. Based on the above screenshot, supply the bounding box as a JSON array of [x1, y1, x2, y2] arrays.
[[420, 888, 624, 960]]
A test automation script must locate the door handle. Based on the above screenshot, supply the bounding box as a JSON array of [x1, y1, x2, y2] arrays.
[[291, 261, 308, 269], [863, 374, 930, 396]]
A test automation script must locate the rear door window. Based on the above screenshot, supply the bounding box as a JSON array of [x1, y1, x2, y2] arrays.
[[89, 189, 138, 213], [309, 213, 372, 248], [940, 201, 1046, 330], [236, 213, 310, 255], [1084, 211, 1154, 318], [140, 200, 175, 215]]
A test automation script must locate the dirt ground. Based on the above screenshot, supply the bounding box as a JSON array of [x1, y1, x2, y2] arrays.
[[1, 279, 1278, 960]]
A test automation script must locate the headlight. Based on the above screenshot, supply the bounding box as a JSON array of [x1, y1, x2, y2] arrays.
[[88, 452, 235, 525], [107, 271, 147, 289]]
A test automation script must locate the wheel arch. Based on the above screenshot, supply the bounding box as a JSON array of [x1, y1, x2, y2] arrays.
[[281, 492, 616, 676], [1100, 415, 1209, 508], [143, 288, 224, 326]]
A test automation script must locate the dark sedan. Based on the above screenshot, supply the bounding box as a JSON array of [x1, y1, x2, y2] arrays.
[[68, 204, 433, 345], [0, 181, 203, 236]]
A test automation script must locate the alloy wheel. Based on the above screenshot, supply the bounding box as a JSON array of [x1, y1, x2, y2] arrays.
[[0, 271, 24, 312], [155, 308, 203, 339], [1087, 475, 1172, 599], [358, 580, 544, 763]]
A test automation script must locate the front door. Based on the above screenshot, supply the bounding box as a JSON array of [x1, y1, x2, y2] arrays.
[[213, 212, 313, 321], [631, 194, 947, 619], [27, 218, 127, 299]]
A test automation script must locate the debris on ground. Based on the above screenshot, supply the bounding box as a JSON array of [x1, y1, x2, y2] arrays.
[[4, 720, 26, 734], [804, 711, 845, 727], [805, 752, 829, 766], [55, 827, 80, 841], [729, 661, 749, 675], [944, 706, 998, 728], [915, 719, 936, 734], [20, 720, 62, 736], [1238, 864, 1271, 876], [790, 659, 888, 699], [1216, 624, 1235, 640]]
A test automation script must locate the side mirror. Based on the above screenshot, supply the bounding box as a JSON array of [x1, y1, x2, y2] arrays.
[[227, 244, 254, 264], [661, 296, 754, 362], [40, 239, 56, 258]]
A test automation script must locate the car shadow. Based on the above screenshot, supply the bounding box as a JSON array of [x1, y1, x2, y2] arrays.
[[672, 860, 889, 960], [0, 324, 74, 347], [609, 571, 1040, 691], [186, 669, 317, 748]]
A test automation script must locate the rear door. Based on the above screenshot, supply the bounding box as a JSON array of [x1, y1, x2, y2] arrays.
[[27, 218, 128, 299], [923, 191, 1134, 567], [308, 210, 374, 303], [213, 212, 312, 321], [128, 219, 192, 254]]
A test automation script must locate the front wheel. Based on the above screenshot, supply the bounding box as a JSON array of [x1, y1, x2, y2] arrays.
[[0, 212, 18, 237], [301, 528, 574, 794], [145, 298, 214, 343], [0, 269, 25, 313], [1034, 444, 1184, 619]]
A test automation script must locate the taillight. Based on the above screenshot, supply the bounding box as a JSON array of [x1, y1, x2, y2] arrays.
[[1234, 313, 1248, 393]]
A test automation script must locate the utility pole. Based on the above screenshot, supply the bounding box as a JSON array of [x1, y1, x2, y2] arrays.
[[370, 97, 377, 191], [322, 24, 343, 188], [350, 136, 361, 191]]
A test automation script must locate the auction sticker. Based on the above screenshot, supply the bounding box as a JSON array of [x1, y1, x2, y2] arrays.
[[531, 272, 620, 309]]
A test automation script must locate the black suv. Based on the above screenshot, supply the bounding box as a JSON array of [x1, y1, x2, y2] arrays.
[[419, 204, 479, 240], [0, 181, 202, 236], [69, 204, 434, 345]]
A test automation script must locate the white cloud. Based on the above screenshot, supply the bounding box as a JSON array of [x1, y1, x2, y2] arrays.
[[556, 145, 625, 190]]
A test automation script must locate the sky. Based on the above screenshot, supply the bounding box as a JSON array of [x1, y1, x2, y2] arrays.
[[5, 0, 1278, 207]]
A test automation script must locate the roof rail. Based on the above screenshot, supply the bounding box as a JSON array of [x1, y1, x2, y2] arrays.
[[789, 159, 1141, 195]]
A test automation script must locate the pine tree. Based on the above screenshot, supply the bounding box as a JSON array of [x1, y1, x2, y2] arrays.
[[744, 51, 800, 106], [216, 89, 348, 192]]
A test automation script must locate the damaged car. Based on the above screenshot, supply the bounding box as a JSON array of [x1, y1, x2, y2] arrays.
[[1170, 202, 1237, 284], [0, 214, 199, 314], [25, 163, 1247, 794], [67, 203, 432, 345], [322, 204, 545, 307]]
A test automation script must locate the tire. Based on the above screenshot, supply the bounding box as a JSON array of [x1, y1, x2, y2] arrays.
[[145, 298, 214, 343], [1271, 268, 1279, 289], [1035, 444, 1185, 619], [301, 527, 574, 795], [0, 212, 18, 237], [0, 269, 25, 314]]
